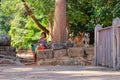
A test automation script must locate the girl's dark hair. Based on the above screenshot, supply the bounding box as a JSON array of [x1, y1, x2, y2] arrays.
[[41, 32, 46, 38]]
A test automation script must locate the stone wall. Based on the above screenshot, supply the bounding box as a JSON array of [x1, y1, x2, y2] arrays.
[[36, 47, 92, 66]]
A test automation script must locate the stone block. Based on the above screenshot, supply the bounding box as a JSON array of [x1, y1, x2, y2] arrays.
[[37, 49, 53, 60], [52, 43, 66, 50], [54, 49, 67, 58], [0, 46, 16, 57], [37, 58, 58, 66], [68, 47, 84, 57]]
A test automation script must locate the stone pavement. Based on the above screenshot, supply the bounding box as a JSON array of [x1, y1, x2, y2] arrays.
[[0, 66, 120, 80]]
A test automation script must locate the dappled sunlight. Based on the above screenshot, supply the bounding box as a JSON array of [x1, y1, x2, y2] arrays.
[[53, 70, 120, 76], [2, 67, 33, 72], [0, 66, 120, 80], [12, 68, 33, 72], [16, 53, 33, 59]]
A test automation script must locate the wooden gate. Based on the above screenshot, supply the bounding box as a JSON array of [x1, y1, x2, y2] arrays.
[[94, 18, 120, 70]]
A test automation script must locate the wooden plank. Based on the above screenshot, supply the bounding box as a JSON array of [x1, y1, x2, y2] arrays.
[[94, 24, 102, 66], [98, 26, 112, 32], [110, 29, 113, 67], [102, 30, 106, 66], [105, 30, 108, 66], [94, 18, 120, 70], [112, 18, 120, 70], [108, 29, 112, 67], [117, 23, 120, 69], [112, 27, 116, 70], [116, 28, 120, 69]]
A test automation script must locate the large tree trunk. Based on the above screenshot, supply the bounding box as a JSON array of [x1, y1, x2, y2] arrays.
[[21, 0, 49, 35], [53, 0, 67, 43]]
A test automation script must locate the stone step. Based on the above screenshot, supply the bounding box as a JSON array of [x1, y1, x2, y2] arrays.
[[84, 47, 94, 54], [68, 47, 84, 57], [36, 46, 94, 66], [0, 46, 16, 57], [37, 57, 93, 66], [37, 49, 53, 60]]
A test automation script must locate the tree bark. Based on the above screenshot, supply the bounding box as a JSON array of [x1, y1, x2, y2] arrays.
[[53, 0, 67, 43], [66, 16, 70, 38], [48, 12, 53, 41], [21, 0, 49, 35]]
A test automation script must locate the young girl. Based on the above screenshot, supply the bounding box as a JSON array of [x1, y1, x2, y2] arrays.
[[37, 32, 47, 50], [32, 32, 47, 62]]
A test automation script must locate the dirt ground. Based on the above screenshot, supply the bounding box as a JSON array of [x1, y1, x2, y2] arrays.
[[0, 66, 120, 80], [0, 49, 120, 80]]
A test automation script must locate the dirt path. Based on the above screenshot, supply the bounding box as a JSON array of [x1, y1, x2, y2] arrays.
[[0, 66, 120, 80], [1, 48, 120, 80]]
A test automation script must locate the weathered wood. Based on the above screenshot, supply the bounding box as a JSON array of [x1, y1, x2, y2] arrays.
[[112, 18, 120, 70], [95, 18, 120, 70], [98, 26, 112, 32], [94, 24, 102, 66], [0, 35, 11, 46]]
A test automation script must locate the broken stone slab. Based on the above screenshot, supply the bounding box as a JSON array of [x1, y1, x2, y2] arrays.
[[52, 43, 74, 50], [0, 46, 16, 51], [0, 35, 11, 46], [37, 58, 58, 66], [0, 55, 24, 66], [52, 43, 66, 50], [0, 51, 16, 57], [65, 43, 74, 48], [54, 49, 67, 58], [0, 46, 16, 57], [68, 47, 84, 57], [62, 57, 81, 65], [37, 49, 53, 61]]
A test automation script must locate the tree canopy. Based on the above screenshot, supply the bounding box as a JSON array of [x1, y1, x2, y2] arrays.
[[0, 0, 120, 49]]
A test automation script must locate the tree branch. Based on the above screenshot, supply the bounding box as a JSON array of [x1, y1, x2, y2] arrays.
[[21, 0, 49, 35]]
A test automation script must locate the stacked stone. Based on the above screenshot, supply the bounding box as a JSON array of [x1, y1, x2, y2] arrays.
[[37, 43, 93, 66], [0, 35, 16, 57]]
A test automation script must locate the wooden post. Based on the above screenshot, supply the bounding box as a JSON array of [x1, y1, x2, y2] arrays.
[[112, 18, 120, 70], [94, 24, 102, 66]]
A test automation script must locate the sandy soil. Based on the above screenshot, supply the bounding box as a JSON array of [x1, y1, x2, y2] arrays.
[[0, 66, 120, 80], [0, 48, 120, 80]]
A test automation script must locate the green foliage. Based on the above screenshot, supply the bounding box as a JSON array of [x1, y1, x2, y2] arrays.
[[1, 0, 120, 49], [0, 11, 10, 34]]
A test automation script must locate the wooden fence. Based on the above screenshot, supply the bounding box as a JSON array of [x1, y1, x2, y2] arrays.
[[94, 18, 120, 70]]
